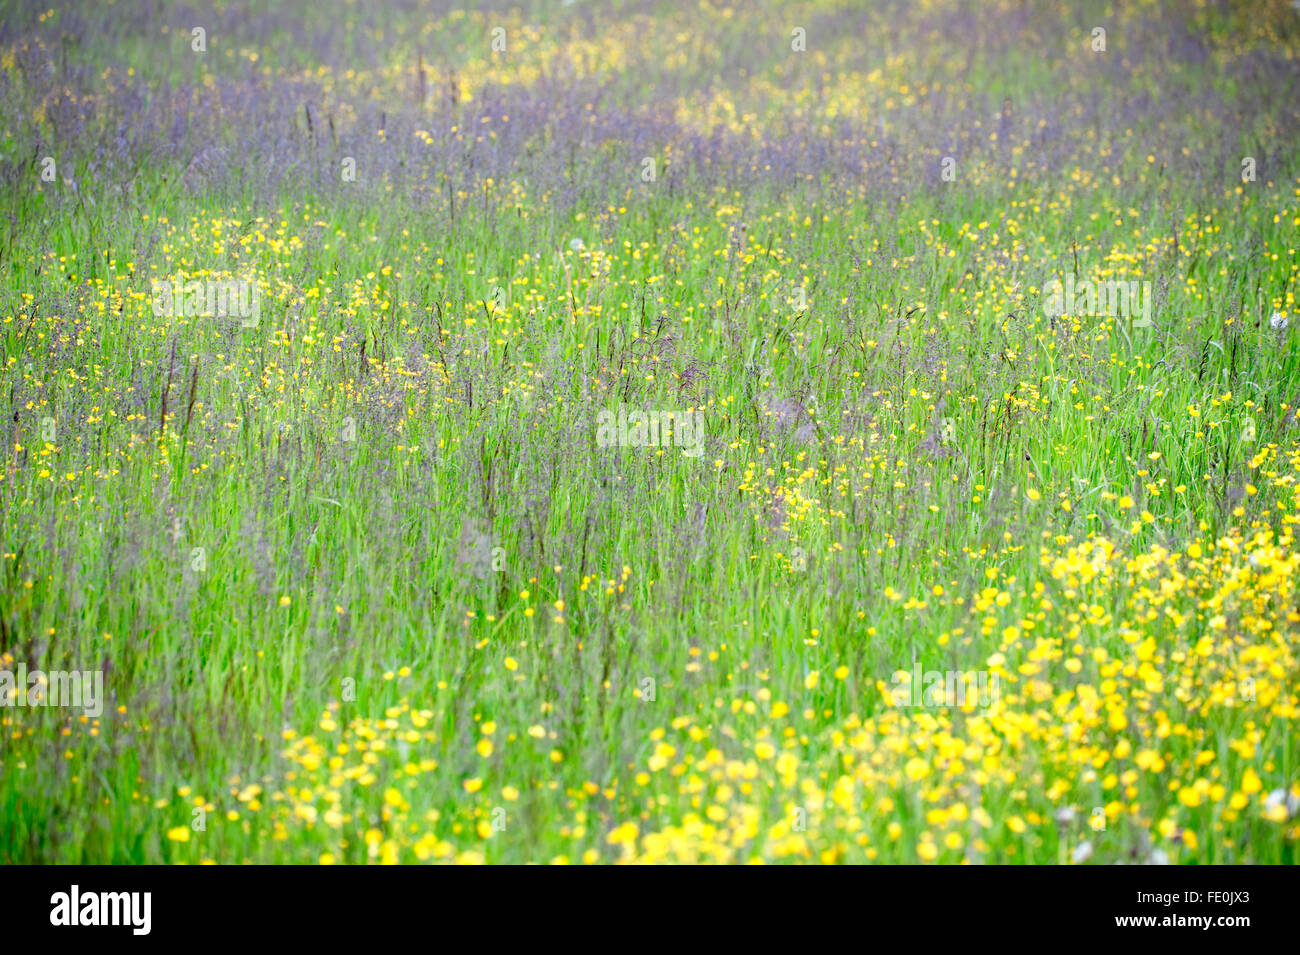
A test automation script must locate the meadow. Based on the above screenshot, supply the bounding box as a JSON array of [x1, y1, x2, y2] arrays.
[[1, 0, 1298, 864]]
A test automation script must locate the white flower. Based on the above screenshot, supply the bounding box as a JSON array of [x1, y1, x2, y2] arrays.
[[569, 238, 585, 252], [1071, 841, 1094, 864], [1146, 848, 1170, 865], [1055, 807, 1077, 826], [1271, 312, 1288, 330]]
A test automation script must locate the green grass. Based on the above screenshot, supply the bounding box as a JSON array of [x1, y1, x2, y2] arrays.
[[1, 0, 1298, 864]]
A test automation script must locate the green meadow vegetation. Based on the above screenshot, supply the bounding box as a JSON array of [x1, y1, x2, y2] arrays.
[[1, 0, 1298, 863]]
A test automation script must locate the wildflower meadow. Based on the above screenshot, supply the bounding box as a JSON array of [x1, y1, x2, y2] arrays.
[[1, 0, 1299, 871]]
